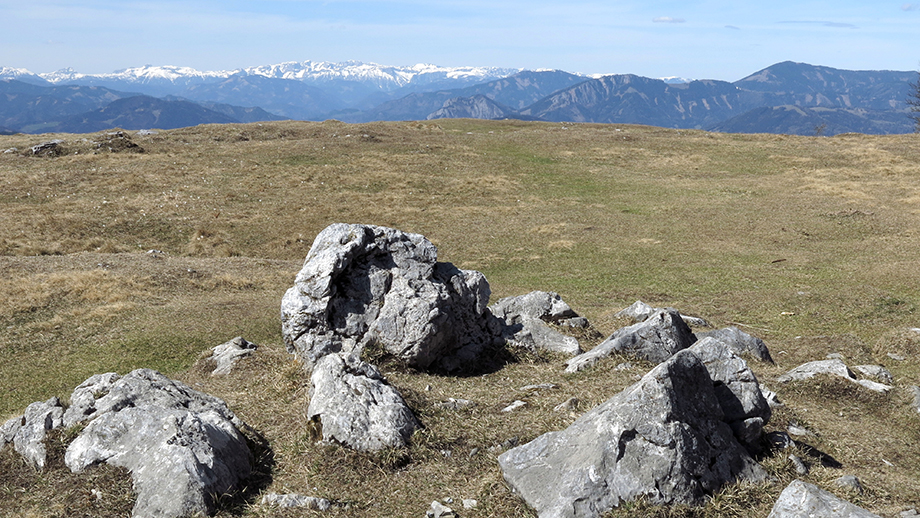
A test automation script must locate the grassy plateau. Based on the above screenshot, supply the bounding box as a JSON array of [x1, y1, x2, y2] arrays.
[[1, 119, 919, 517]]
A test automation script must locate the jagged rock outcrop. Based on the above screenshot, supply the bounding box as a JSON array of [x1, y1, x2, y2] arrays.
[[489, 291, 583, 355], [686, 338, 771, 450], [696, 326, 773, 363], [281, 223, 498, 371], [307, 352, 421, 451], [63, 369, 253, 518], [499, 349, 767, 518], [767, 480, 881, 518], [0, 397, 64, 469], [565, 308, 696, 372]]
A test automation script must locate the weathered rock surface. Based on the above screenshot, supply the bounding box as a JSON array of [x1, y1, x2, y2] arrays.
[[776, 359, 855, 383], [0, 397, 64, 469], [686, 338, 771, 450], [767, 480, 881, 518], [490, 291, 583, 355], [63, 369, 252, 518], [208, 336, 257, 375], [307, 352, 420, 451], [912, 386, 920, 413], [281, 223, 498, 371], [696, 326, 773, 363], [565, 308, 696, 372], [499, 349, 767, 517], [852, 364, 894, 384], [261, 492, 332, 510], [777, 359, 893, 392], [615, 300, 709, 327]]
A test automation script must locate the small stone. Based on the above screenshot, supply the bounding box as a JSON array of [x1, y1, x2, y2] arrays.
[[856, 379, 893, 393], [835, 475, 864, 494], [519, 383, 556, 391], [787, 423, 816, 437], [826, 352, 844, 360], [469, 447, 480, 457], [427, 500, 456, 518], [853, 365, 894, 384], [261, 493, 332, 510], [888, 353, 906, 361], [553, 397, 579, 412], [766, 431, 794, 450], [614, 362, 633, 371], [502, 400, 527, 412], [911, 386, 920, 413], [439, 398, 474, 410], [440, 450, 452, 458], [463, 499, 478, 509], [789, 454, 809, 475]]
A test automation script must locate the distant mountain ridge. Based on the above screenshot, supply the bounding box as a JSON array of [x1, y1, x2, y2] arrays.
[[1, 60, 917, 135]]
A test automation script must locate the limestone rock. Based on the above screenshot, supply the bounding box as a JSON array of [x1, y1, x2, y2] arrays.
[[489, 290, 583, 355], [696, 326, 773, 363], [687, 338, 771, 449], [852, 365, 894, 384], [835, 475, 864, 494], [911, 386, 920, 413], [281, 223, 498, 371], [261, 492, 332, 510], [0, 397, 64, 469], [427, 500, 457, 518], [307, 353, 420, 451], [767, 480, 881, 518], [209, 336, 257, 375], [776, 359, 855, 383], [63, 369, 252, 518], [565, 308, 696, 372], [615, 300, 709, 327], [499, 349, 767, 517]]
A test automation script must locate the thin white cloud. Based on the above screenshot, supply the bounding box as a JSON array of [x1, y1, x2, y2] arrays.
[[903, 3, 920, 11], [778, 20, 858, 29], [725, 25, 741, 30], [653, 16, 685, 23]]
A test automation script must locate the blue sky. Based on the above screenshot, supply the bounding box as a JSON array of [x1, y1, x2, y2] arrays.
[[2, 0, 919, 80]]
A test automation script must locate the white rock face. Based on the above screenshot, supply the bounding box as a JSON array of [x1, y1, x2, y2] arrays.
[[490, 291, 583, 355], [767, 480, 881, 518], [0, 397, 64, 469]]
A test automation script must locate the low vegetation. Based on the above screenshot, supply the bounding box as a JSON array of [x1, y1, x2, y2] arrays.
[[1, 120, 919, 517]]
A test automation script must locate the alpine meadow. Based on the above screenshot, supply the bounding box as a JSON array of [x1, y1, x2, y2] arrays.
[[1, 118, 920, 517]]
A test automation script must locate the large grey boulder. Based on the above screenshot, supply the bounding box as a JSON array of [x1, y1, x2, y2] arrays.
[[63, 369, 252, 518], [499, 349, 767, 518], [307, 352, 421, 451], [490, 291, 583, 355], [565, 308, 696, 372], [281, 223, 498, 371], [0, 397, 64, 469], [696, 326, 773, 363], [686, 338, 771, 450], [767, 480, 881, 518]]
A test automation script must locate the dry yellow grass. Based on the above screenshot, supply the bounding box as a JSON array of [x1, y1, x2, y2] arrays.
[[1, 120, 919, 517]]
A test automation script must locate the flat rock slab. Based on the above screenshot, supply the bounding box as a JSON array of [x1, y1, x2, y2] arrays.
[[500, 349, 767, 518], [767, 480, 881, 518]]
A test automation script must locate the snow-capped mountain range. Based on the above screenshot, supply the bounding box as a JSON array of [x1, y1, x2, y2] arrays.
[[3, 61, 530, 92]]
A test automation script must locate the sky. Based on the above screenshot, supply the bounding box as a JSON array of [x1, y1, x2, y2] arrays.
[[1, 0, 919, 81]]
